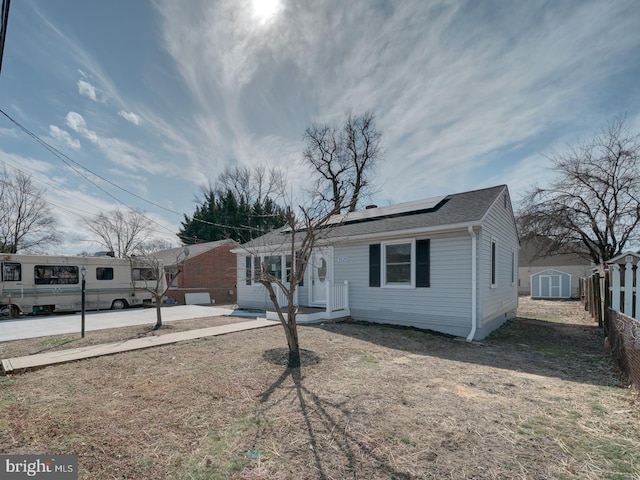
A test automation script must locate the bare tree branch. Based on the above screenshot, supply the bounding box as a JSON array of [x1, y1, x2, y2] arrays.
[[302, 112, 383, 214], [0, 168, 59, 253], [518, 115, 640, 263], [83, 209, 154, 258]]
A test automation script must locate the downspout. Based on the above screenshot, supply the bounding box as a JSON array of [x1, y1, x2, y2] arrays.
[[467, 226, 477, 342]]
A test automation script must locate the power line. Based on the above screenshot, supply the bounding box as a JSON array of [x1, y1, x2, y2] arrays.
[[0, 107, 184, 216], [0, 0, 10, 76], [0, 107, 272, 239]]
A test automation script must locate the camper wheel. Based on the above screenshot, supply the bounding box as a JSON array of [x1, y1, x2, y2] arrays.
[[0, 305, 20, 318], [111, 299, 128, 310]]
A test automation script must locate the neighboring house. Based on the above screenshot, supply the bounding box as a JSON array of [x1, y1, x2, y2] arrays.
[[518, 237, 592, 298], [152, 239, 238, 305], [234, 185, 519, 341]]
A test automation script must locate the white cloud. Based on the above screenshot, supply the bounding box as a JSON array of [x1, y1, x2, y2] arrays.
[[49, 125, 81, 150], [77, 78, 109, 103], [154, 0, 640, 205], [77, 79, 98, 101], [65, 111, 98, 143], [0, 127, 18, 138], [118, 110, 142, 125], [0, 149, 55, 176], [64, 111, 165, 175]]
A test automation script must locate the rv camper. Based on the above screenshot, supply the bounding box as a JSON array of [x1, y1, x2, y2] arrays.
[[0, 254, 165, 316]]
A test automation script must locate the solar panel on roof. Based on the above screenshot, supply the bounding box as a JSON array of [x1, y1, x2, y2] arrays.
[[326, 195, 447, 226], [281, 195, 448, 233]]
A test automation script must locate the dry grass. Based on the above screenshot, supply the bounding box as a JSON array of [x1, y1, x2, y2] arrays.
[[1, 298, 639, 479]]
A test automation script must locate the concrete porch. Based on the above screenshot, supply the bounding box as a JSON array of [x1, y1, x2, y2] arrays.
[[266, 281, 350, 323], [265, 306, 350, 323]]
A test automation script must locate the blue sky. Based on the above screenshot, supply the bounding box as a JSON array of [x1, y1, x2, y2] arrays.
[[1, 0, 639, 254]]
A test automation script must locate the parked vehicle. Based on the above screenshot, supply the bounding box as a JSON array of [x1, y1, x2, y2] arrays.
[[0, 254, 165, 317]]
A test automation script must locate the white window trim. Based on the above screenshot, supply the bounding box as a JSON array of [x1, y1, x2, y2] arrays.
[[381, 239, 415, 289], [247, 253, 289, 286], [490, 236, 497, 289], [511, 249, 517, 286]]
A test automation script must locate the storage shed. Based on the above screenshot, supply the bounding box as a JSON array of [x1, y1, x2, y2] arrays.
[[530, 269, 571, 299]]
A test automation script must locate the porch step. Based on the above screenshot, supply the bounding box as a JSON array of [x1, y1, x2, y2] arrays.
[[266, 308, 350, 324]]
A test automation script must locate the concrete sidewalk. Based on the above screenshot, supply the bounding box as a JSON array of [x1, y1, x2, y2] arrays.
[[0, 305, 249, 342], [1, 318, 278, 374]]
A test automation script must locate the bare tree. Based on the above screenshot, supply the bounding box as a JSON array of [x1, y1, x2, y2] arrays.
[[83, 209, 153, 258], [250, 203, 337, 367], [127, 245, 189, 329], [214, 163, 286, 207], [0, 168, 59, 253], [343, 112, 383, 212], [303, 111, 382, 214], [518, 116, 640, 264]]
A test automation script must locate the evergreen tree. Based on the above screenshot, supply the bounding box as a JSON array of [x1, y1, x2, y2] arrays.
[[179, 188, 287, 244]]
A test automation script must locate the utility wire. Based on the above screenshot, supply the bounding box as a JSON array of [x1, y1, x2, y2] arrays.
[[0, 108, 268, 236], [0, 107, 183, 215], [0, 0, 10, 76]]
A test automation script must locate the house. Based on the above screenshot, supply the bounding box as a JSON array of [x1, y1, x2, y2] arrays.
[[151, 239, 238, 305], [234, 185, 519, 341], [518, 237, 592, 298]]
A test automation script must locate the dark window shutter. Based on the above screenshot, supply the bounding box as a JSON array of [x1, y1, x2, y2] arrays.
[[491, 241, 496, 285], [245, 256, 252, 285], [416, 239, 430, 287], [369, 244, 381, 287]]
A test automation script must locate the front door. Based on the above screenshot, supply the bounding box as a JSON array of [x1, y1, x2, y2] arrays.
[[310, 251, 329, 305]]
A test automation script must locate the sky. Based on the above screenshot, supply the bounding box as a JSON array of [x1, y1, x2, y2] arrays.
[[0, 0, 639, 255]]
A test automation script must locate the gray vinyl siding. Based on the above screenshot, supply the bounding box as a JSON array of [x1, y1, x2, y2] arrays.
[[334, 231, 474, 338], [236, 255, 273, 310], [478, 189, 519, 337]]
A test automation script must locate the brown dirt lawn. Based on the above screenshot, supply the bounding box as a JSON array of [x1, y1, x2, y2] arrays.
[[1, 299, 639, 479]]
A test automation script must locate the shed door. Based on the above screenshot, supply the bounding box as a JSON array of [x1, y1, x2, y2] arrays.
[[540, 275, 561, 298]]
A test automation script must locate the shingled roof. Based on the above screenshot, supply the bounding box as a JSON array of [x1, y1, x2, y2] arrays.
[[151, 239, 238, 266], [242, 185, 508, 249]]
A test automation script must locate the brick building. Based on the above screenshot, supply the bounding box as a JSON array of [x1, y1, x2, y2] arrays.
[[152, 239, 239, 305]]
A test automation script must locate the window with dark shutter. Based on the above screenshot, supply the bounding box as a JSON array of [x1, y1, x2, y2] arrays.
[[369, 244, 381, 287], [416, 239, 430, 287], [245, 256, 252, 285], [491, 239, 497, 287]]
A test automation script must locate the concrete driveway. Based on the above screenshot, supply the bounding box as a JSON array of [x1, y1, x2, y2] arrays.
[[0, 305, 254, 343]]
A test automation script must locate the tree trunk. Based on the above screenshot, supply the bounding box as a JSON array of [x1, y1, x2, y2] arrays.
[[154, 296, 162, 330], [262, 281, 301, 368], [285, 303, 301, 368]]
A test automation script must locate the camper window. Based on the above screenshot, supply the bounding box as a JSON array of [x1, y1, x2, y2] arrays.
[[2, 262, 21, 281], [96, 267, 114, 280], [34, 265, 79, 285]]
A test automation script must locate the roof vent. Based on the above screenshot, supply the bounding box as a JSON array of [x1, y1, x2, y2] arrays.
[[365, 204, 378, 210]]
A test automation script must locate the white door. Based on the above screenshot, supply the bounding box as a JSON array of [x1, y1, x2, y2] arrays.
[[310, 251, 329, 305], [540, 275, 561, 298]]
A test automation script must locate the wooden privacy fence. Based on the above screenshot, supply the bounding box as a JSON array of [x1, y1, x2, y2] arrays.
[[580, 268, 608, 327], [582, 252, 640, 391]]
